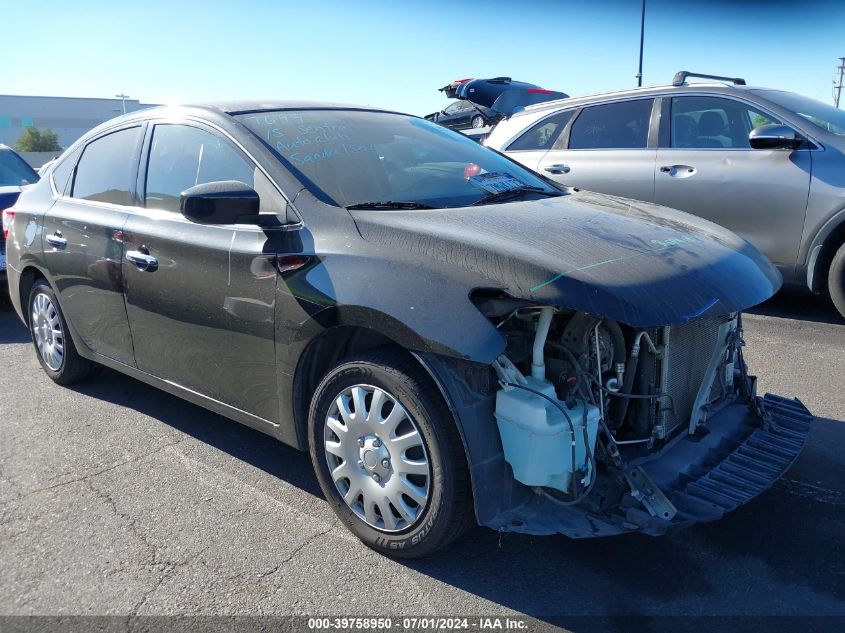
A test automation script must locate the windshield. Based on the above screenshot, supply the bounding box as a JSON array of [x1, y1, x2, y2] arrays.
[[0, 149, 40, 187], [235, 109, 561, 208], [754, 90, 845, 137]]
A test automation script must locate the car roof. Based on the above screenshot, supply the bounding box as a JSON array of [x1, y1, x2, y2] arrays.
[[197, 100, 401, 115], [95, 100, 408, 129], [513, 82, 770, 118]]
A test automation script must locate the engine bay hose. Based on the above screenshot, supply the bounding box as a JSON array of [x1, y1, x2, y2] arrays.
[[614, 347, 640, 427], [532, 307, 555, 380]]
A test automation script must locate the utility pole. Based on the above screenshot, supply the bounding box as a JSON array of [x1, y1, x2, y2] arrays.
[[115, 93, 130, 114], [835, 58, 845, 109], [636, 0, 646, 87]]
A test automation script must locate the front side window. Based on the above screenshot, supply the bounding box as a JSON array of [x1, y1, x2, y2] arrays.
[[752, 89, 845, 137], [0, 150, 39, 186], [236, 109, 560, 209], [72, 127, 142, 205], [568, 99, 653, 150], [443, 102, 462, 115], [669, 96, 781, 149], [507, 110, 574, 151], [145, 124, 256, 213]]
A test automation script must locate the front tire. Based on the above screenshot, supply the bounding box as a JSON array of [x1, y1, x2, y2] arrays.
[[27, 279, 98, 385], [308, 350, 473, 558], [829, 242, 845, 319]]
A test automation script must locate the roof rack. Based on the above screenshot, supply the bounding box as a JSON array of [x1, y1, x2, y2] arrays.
[[672, 71, 746, 87]]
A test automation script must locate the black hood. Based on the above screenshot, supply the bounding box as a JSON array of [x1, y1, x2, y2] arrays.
[[350, 191, 781, 327]]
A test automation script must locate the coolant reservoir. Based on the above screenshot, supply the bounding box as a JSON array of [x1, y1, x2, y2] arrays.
[[495, 377, 600, 494]]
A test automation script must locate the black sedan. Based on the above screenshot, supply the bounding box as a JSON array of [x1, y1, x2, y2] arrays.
[[5, 102, 810, 557], [424, 99, 497, 130]]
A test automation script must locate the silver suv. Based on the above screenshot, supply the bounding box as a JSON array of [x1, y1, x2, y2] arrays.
[[487, 71, 845, 318]]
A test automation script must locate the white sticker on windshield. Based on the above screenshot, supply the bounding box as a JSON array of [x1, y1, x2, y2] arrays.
[[468, 172, 527, 194]]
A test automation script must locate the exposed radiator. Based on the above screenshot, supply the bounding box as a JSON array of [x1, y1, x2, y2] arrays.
[[655, 315, 733, 438]]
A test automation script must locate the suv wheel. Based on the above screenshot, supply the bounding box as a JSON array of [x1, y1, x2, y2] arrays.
[[829, 242, 845, 319], [28, 280, 99, 384], [308, 350, 473, 558]]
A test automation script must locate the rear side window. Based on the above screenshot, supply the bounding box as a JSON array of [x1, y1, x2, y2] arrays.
[[669, 96, 781, 149], [72, 127, 142, 205], [569, 99, 653, 149], [144, 124, 256, 213], [507, 110, 574, 151]]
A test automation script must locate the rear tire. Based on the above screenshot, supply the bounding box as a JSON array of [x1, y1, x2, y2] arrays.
[[471, 115, 485, 129], [308, 349, 474, 558], [27, 279, 99, 385], [829, 242, 845, 319]]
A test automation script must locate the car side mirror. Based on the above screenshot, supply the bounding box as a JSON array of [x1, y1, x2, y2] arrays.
[[180, 181, 260, 225], [749, 124, 801, 150]]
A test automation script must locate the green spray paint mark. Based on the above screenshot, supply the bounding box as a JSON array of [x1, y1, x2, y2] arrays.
[[529, 238, 698, 294]]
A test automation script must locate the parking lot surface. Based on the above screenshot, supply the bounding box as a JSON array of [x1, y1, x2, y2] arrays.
[[1, 290, 843, 628]]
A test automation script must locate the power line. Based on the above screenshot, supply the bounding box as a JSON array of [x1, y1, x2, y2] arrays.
[[835, 57, 845, 109]]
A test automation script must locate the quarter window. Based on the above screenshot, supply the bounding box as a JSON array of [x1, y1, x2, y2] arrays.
[[72, 127, 142, 205], [569, 100, 653, 149], [507, 110, 574, 151], [50, 146, 82, 196], [669, 96, 782, 149], [145, 124, 256, 213]]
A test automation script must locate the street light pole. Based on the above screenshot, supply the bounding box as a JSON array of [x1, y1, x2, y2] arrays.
[[115, 93, 130, 114], [835, 57, 845, 109], [636, 0, 646, 87]]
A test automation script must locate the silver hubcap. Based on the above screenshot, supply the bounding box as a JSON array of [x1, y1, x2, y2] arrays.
[[324, 384, 431, 532], [31, 292, 64, 371]]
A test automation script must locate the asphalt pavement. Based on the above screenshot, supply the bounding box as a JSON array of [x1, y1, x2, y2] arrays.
[[1, 289, 843, 630]]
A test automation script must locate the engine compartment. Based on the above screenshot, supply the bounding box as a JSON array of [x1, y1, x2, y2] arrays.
[[487, 302, 747, 514]]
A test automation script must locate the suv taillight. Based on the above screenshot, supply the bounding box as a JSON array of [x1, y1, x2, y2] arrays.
[[2, 209, 14, 239]]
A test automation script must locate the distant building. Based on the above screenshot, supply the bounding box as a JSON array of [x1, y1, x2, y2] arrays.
[[0, 94, 157, 152]]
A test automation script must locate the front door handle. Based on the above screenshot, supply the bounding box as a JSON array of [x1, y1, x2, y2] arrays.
[[659, 165, 696, 176], [126, 247, 158, 272], [544, 163, 571, 174], [46, 231, 67, 249]]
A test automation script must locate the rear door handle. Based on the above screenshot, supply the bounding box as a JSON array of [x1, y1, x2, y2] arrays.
[[544, 163, 571, 174], [46, 231, 67, 249], [126, 248, 158, 272]]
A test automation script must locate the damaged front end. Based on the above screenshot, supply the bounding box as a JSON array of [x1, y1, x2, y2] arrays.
[[423, 305, 812, 539], [352, 192, 811, 538]]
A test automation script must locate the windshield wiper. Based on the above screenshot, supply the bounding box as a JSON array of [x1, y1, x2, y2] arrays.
[[346, 201, 435, 210], [472, 187, 562, 206]]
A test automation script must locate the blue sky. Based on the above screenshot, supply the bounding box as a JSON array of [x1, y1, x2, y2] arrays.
[[2, 0, 843, 115]]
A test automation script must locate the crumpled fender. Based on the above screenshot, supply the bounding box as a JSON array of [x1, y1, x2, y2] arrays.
[[289, 252, 507, 362]]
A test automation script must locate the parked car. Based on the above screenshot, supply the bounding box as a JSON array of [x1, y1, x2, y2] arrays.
[[424, 99, 496, 130], [6, 102, 811, 557], [1, 144, 40, 284], [487, 71, 845, 318], [428, 77, 569, 132]]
